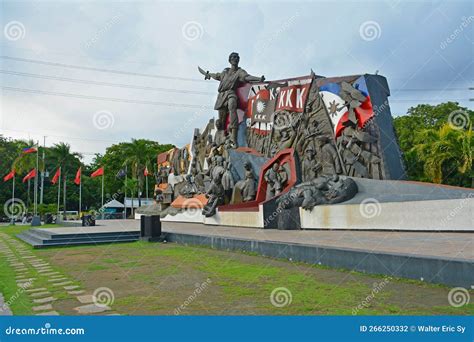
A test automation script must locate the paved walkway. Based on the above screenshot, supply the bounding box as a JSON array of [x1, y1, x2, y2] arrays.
[[162, 222, 473, 261], [39, 219, 474, 261], [0, 232, 120, 315], [0, 293, 12, 316]]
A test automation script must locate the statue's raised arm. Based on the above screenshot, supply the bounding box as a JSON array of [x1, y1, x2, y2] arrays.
[[198, 66, 221, 81], [198, 52, 265, 147]]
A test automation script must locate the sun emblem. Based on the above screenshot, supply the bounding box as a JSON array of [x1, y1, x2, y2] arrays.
[[256, 100, 266, 113]]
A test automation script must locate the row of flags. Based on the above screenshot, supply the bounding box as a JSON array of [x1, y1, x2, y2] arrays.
[[4, 145, 151, 184], [3, 167, 102, 184], [3, 165, 151, 184]]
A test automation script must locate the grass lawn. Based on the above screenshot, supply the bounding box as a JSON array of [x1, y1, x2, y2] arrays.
[[0, 224, 473, 315]]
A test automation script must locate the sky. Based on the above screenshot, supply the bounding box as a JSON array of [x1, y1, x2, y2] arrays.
[[0, 0, 472, 163]]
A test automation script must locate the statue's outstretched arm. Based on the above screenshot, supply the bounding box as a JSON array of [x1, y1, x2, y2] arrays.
[[244, 74, 265, 83], [207, 72, 221, 81], [198, 66, 220, 81]]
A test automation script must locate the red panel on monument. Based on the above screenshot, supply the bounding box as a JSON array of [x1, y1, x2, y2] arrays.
[[218, 148, 298, 212]]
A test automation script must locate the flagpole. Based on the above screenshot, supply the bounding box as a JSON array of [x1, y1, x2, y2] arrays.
[[100, 173, 104, 220], [11, 175, 15, 225], [40, 136, 46, 204], [34, 142, 39, 216], [57, 167, 61, 218], [79, 178, 82, 218], [146, 167, 149, 200], [63, 174, 67, 219], [124, 165, 127, 219]]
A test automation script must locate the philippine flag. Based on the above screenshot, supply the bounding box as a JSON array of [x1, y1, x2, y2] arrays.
[[22, 146, 37, 154], [319, 77, 375, 137], [352, 76, 375, 128], [319, 83, 349, 137]]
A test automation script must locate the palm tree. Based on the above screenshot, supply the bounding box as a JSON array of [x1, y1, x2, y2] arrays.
[[48, 143, 82, 217], [13, 140, 42, 210], [124, 178, 138, 217], [122, 139, 160, 207], [412, 124, 472, 184]]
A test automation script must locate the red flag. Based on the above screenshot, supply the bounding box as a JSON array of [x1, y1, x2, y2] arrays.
[[74, 167, 81, 185], [3, 170, 15, 182], [22, 169, 36, 183], [51, 168, 61, 185], [91, 167, 104, 178], [144, 166, 149, 177]]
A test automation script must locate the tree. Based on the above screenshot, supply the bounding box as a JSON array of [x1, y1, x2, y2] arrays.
[[12, 139, 43, 209], [124, 178, 138, 217], [411, 124, 472, 184], [393, 102, 473, 187], [102, 139, 173, 207]]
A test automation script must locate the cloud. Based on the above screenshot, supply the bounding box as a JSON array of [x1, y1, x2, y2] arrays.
[[1, 0, 472, 163]]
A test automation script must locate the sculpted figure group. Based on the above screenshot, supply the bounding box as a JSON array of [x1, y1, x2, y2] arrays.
[[154, 53, 374, 218]]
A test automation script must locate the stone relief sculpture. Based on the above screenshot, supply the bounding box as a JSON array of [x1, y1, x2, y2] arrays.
[[231, 161, 257, 204], [301, 147, 320, 182], [337, 123, 381, 178], [202, 172, 225, 217], [264, 162, 288, 200], [179, 174, 199, 198], [152, 57, 405, 221], [276, 175, 358, 211], [222, 161, 235, 202]]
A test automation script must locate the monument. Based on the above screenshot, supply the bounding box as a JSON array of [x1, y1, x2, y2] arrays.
[[144, 53, 472, 232]]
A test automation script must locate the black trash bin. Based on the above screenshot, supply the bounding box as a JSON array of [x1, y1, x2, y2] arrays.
[[140, 215, 161, 241], [82, 214, 96, 227], [44, 213, 53, 224]]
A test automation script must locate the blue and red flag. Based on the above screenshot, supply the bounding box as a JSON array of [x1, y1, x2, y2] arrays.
[[22, 146, 37, 154], [319, 76, 375, 137], [352, 76, 375, 129]]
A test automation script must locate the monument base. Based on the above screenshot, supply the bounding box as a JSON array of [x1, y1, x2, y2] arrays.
[[160, 178, 473, 231]]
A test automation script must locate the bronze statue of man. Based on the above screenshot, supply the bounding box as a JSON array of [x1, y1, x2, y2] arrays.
[[199, 52, 265, 146]]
